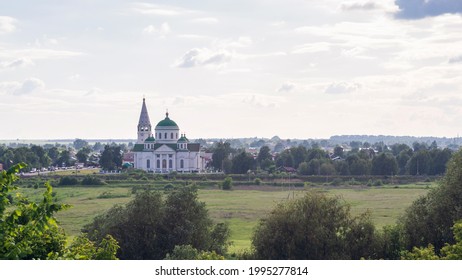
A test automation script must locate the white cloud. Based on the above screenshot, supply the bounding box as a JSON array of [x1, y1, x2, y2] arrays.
[[292, 42, 331, 54], [191, 17, 219, 24], [85, 87, 103, 96], [68, 74, 81, 81], [175, 48, 232, 68], [0, 16, 17, 34], [214, 37, 253, 49], [177, 34, 210, 40], [0, 58, 34, 69], [449, 55, 462, 64], [0, 47, 83, 60], [278, 82, 295, 93], [243, 94, 285, 109], [340, 1, 380, 11], [324, 82, 361, 94], [12, 78, 45, 95], [132, 3, 195, 16], [143, 22, 171, 37]]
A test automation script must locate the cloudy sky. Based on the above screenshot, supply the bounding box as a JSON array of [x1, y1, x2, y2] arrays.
[[1, 0, 462, 140]]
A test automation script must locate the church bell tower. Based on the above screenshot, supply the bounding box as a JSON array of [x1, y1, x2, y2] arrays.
[[137, 98, 152, 144]]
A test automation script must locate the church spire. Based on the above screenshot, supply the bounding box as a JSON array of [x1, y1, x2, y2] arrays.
[[138, 98, 151, 128], [137, 98, 152, 144]]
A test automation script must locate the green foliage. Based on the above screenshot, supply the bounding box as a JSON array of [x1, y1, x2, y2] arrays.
[[81, 176, 105, 185], [401, 148, 462, 251], [401, 221, 462, 260], [164, 245, 225, 260], [99, 145, 123, 171], [1, 164, 119, 260], [251, 191, 378, 259], [222, 176, 233, 190], [84, 187, 230, 259], [1, 164, 69, 259], [211, 142, 233, 172], [231, 151, 255, 174], [371, 153, 398, 176], [48, 234, 119, 260], [331, 178, 343, 186], [254, 178, 262, 185], [59, 176, 79, 186]]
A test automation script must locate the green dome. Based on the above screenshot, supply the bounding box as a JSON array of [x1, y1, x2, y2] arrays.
[[156, 112, 179, 128], [145, 136, 156, 142], [177, 134, 189, 143]]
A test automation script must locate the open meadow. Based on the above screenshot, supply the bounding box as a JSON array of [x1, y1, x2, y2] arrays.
[[14, 180, 434, 253]]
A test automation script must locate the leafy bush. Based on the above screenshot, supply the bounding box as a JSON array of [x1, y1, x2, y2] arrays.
[[331, 178, 343, 186], [97, 191, 130, 199], [222, 176, 233, 190], [254, 178, 262, 185], [83, 187, 230, 259], [59, 176, 79, 186], [164, 245, 224, 260], [373, 179, 383, 186], [81, 176, 106, 186], [252, 191, 377, 259], [401, 149, 462, 252]]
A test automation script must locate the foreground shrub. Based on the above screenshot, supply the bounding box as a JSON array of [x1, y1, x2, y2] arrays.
[[83, 187, 230, 259], [58, 176, 79, 186], [81, 176, 106, 185], [251, 191, 377, 259]]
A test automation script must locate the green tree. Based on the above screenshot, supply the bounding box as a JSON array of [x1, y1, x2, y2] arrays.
[[257, 146, 272, 169], [211, 142, 233, 171], [401, 221, 462, 260], [371, 153, 398, 176], [333, 145, 344, 158], [275, 149, 294, 168], [73, 138, 89, 150], [0, 163, 118, 260], [231, 151, 255, 174], [84, 187, 230, 259], [76, 146, 91, 164], [251, 191, 377, 259], [47, 146, 60, 165], [401, 149, 462, 252], [406, 150, 432, 175], [99, 145, 122, 171]]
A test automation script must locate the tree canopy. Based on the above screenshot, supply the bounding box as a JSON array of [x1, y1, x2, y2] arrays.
[[83, 186, 230, 259], [251, 191, 377, 259]]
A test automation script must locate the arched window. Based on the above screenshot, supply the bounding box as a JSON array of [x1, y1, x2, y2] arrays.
[[164, 132, 167, 139], [159, 133, 161, 139], [157, 160, 160, 168], [146, 159, 150, 169], [180, 159, 184, 169], [176, 133, 178, 139], [162, 159, 167, 169], [169, 160, 172, 169]]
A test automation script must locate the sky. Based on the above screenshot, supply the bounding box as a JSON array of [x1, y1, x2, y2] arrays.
[[1, 0, 462, 140]]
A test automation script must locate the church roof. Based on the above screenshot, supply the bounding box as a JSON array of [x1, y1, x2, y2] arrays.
[[138, 98, 151, 128], [156, 112, 179, 128], [145, 136, 156, 142], [177, 134, 189, 143]]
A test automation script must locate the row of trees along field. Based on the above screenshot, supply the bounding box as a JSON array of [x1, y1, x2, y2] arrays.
[[210, 141, 453, 176], [3, 149, 462, 259], [0, 142, 125, 171]]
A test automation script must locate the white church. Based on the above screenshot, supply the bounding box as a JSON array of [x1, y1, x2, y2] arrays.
[[132, 98, 204, 173]]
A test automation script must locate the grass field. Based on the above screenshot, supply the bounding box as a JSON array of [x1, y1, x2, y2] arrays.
[[15, 182, 433, 253]]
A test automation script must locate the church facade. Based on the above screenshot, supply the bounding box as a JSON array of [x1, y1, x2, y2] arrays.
[[132, 98, 204, 173]]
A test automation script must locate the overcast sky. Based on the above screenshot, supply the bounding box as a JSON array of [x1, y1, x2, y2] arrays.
[[1, 0, 462, 140]]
